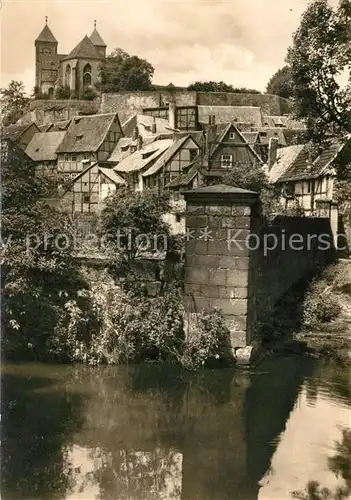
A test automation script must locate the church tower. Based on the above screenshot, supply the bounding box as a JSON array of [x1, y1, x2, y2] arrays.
[[35, 18, 59, 96], [89, 21, 107, 59]]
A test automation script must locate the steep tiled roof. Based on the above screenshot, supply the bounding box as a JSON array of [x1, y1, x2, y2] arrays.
[[62, 35, 102, 61], [35, 24, 58, 43], [98, 167, 126, 185], [49, 120, 71, 132], [263, 115, 306, 130], [143, 135, 197, 177], [122, 114, 175, 138], [25, 131, 66, 161], [198, 105, 263, 128], [276, 142, 345, 182], [257, 128, 287, 146], [38, 124, 53, 132], [114, 139, 173, 173], [107, 136, 156, 163], [242, 132, 259, 144], [268, 145, 305, 183], [1, 123, 39, 142], [206, 122, 263, 164], [89, 28, 106, 47], [56, 113, 118, 153], [166, 161, 200, 188]]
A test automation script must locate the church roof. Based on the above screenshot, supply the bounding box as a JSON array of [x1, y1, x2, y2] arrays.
[[35, 24, 58, 43], [89, 28, 106, 47], [62, 35, 102, 61]]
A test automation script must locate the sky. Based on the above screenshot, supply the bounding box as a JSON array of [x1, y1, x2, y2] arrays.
[[0, 0, 341, 94]]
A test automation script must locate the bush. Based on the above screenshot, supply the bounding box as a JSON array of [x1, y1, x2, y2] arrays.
[[302, 280, 342, 328], [59, 270, 228, 369], [54, 85, 71, 99], [79, 86, 98, 101]]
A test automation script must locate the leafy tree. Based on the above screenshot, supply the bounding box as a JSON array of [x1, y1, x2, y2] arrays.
[[101, 187, 175, 266], [54, 85, 71, 100], [286, 0, 351, 143], [187, 81, 261, 93], [1, 139, 88, 360], [99, 48, 154, 92], [266, 65, 294, 99], [0, 81, 30, 126], [222, 162, 281, 216]]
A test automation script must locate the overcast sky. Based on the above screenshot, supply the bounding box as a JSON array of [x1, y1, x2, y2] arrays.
[[0, 0, 340, 94]]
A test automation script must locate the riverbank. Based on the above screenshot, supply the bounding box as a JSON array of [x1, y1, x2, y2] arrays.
[[272, 258, 351, 365]]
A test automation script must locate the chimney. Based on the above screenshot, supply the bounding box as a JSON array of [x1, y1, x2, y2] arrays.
[[268, 137, 279, 170], [151, 117, 157, 134], [168, 101, 176, 129], [132, 126, 139, 141], [137, 134, 143, 150]]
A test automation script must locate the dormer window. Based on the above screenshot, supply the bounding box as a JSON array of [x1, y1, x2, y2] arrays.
[[76, 134, 83, 140], [121, 145, 129, 151], [229, 132, 235, 140]]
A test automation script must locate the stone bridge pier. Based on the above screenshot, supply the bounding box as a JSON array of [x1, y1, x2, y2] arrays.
[[182, 184, 260, 363]]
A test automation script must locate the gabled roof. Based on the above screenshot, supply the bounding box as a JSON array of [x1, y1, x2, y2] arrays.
[[107, 136, 157, 163], [25, 131, 66, 161], [198, 105, 263, 128], [98, 167, 126, 185], [89, 28, 106, 47], [268, 145, 306, 183], [263, 115, 305, 130], [257, 128, 287, 146], [143, 135, 199, 177], [208, 122, 263, 164], [114, 139, 173, 173], [62, 35, 102, 61], [1, 123, 40, 142], [242, 131, 259, 144], [56, 113, 120, 153], [49, 120, 72, 132], [38, 124, 53, 132], [122, 114, 176, 138], [166, 161, 200, 188], [35, 24, 58, 43]]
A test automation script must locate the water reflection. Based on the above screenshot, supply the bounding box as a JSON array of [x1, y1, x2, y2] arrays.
[[1, 358, 349, 500]]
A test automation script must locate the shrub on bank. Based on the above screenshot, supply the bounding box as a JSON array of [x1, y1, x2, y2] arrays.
[[302, 277, 342, 328], [56, 270, 228, 369]]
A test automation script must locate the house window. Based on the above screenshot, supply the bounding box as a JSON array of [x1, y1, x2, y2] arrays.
[[284, 183, 295, 198], [71, 154, 77, 161], [229, 132, 236, 140], [306, 180, 311, 193], [260, 132, 267, 137], [176, 214, 181, 223], [64, 154, 70, 161], [83, 153, 90, 160], [83, 194, 90, 203], [189, 149, 197, 162], [221, 154, 233, 168]]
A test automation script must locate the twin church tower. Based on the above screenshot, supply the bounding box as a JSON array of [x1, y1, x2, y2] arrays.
[[35, 18, 107, 96]]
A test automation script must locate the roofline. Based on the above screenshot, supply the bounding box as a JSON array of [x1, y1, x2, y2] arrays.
[[142, 135, 195, 177], [210, 122, 263, 164]]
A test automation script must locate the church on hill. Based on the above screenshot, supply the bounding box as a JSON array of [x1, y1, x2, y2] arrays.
[[35, 19, 107, 97]]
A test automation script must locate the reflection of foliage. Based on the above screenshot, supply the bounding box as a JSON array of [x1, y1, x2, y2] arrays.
[[81, 448, 182, 500], [292, 429, 351, 500]]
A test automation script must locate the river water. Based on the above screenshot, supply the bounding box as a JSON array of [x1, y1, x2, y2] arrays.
[[1, 356, 350, 500]]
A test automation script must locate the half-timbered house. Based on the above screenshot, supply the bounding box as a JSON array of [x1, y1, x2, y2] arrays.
[[55, 113, 123, 182]]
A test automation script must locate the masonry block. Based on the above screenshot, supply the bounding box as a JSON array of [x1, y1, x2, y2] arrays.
[[226, 269, 249, 287], [200, 285, 220, 298], [221, 216, 237, 229], [209, 269, 227, 286], [195, 255, 220, 268], [185, 267, 209, 285], [231, 206, 251, 217], [218, 256, 237, 269], [218, 286, 236, 299], [187, 204, 205, 215], [207, 216, 222, 229], [186, 216, 208, 228], [235, 257, 250, 270], [233, 217, 251, 229], [235, 287, 248, 299], [205, 204, 222, 216], [211, 298, 248, 316]]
